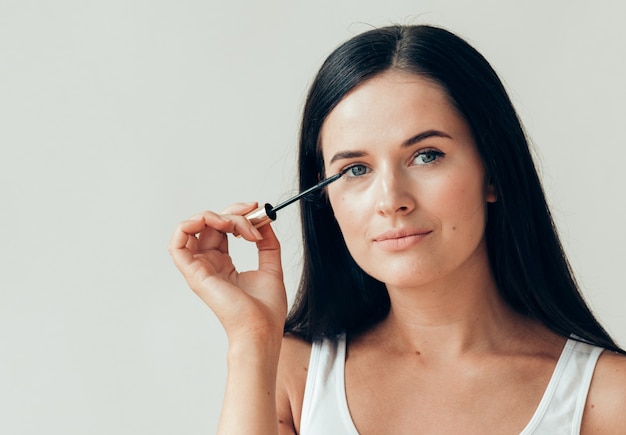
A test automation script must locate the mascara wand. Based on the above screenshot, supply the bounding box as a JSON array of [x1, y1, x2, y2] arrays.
[[241, 171, 344, 231]]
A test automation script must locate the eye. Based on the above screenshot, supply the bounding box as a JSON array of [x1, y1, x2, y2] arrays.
[[413, 150, 444, 165], [343, 164, 369, 178]]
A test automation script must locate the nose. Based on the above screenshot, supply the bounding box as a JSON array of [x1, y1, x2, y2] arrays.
[[375, 167, 416, 217]]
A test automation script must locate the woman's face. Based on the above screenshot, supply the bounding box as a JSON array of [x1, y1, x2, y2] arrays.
[[320, 71, 496, 290]]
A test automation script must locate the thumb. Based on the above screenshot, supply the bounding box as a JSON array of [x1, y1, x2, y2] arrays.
[[255, 223, 282, 277]]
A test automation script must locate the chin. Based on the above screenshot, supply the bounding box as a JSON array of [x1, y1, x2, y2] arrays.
[[363, 264, 437, 290]]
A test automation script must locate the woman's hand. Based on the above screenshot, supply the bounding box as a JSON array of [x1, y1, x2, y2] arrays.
[[168, 202, 287, 346], [170, 203, 288, 433]]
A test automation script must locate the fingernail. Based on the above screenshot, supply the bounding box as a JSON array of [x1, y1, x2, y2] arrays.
[[251, 226, 263, 240]]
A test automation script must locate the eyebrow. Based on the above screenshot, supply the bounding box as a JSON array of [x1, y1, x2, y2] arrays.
[[328, 129, 452, 165]]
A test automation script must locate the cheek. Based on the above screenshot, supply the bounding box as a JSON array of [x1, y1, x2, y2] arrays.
[[328, 191, 364, 236], [329, 193, 351, 221], [437, 173, 489, 229]]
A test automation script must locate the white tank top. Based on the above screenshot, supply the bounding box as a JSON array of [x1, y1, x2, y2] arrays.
[[300, 334, 603, 434]]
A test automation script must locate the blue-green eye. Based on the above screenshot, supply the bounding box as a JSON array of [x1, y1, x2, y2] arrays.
[[344, 164, 369, 177], [414, 150, 444, 165]]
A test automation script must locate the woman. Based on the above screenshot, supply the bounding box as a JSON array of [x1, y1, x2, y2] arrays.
[[169, 25, 626, 434]]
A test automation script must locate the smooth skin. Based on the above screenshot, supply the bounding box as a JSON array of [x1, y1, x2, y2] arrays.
[[169, 71, 626, 434], [169, 203, 287, 433]]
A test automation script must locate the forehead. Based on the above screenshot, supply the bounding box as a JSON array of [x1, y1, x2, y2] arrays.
[[319, 71, 465, 158]]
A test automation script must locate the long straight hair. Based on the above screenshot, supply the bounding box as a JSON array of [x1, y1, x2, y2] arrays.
[[285, 25, 623, 353]]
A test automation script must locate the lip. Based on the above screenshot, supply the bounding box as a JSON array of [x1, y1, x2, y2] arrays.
[[373, 228, 432, 252]]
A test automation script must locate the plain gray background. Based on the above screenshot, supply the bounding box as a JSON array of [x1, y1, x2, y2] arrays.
[[1, 0, 625, 433]]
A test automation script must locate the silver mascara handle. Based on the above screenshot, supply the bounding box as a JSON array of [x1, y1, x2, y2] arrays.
[[234, 203, 276, 237], [244, 203, 277, 229]]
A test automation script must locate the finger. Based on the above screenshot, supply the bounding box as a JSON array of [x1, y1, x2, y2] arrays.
[[189, 210, 231, 230], [192, 208, 261, 243], [185, 234, 199, 252], [218, 213, 265, 242], [197, 221, 229, 252], [255, 224, 283, 277], [219, 202, 266, 240], [186, 210, 230, 250], [168, 222, 199, 271], [168, 214, 228, 266], [220, 202, 259, 216], [169, 217, 204, 250]]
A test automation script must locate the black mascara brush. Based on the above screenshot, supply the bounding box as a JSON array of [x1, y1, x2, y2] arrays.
[[242, 170, 345, 230]]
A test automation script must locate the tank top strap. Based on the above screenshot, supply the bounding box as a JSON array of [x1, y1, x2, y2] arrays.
[[520, 338, 603, 434], [300, 333, 358, 435]]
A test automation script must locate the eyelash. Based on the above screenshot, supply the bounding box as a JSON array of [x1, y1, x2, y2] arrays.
[[414, 149, 444, 165], [340, 149, 445, 179]]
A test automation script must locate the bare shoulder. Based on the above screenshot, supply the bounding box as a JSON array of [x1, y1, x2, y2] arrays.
[[278, 334, 313, 390], [581, 349, 626, 434], [276, 334, 312, 435]]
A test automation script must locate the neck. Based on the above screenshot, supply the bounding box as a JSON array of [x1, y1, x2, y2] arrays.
[[373, 250, 532, 360]]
